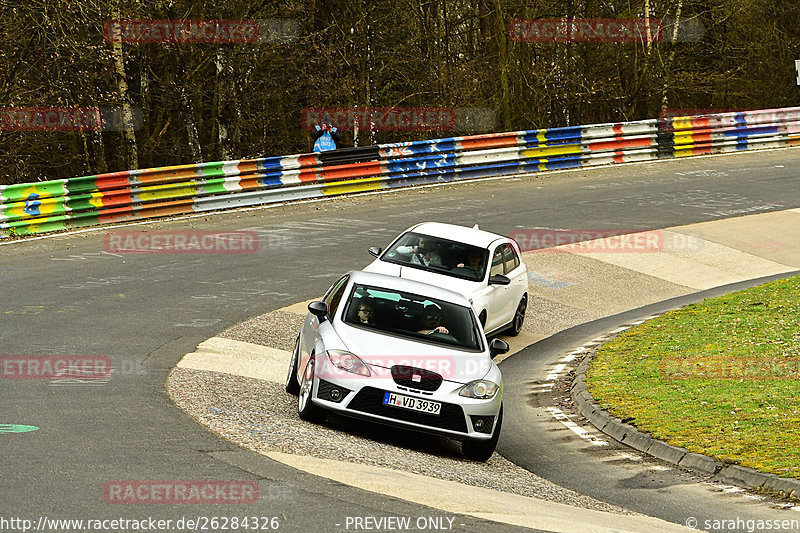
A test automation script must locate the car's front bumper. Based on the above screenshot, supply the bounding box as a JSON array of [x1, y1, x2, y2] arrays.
[[310, 375, 502, 441]]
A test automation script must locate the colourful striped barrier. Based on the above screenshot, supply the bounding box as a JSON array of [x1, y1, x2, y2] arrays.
[[1, 107, 798, 238]]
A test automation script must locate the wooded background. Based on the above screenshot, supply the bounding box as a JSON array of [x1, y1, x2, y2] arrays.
[[1, 0, 798, 185]]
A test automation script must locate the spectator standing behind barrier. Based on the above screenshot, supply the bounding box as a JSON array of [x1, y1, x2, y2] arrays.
[[311, 123, 340, 152]]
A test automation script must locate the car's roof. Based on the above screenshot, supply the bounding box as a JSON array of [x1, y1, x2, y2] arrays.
[[408, 222, 506, 248], [348, 270, 473, 306]]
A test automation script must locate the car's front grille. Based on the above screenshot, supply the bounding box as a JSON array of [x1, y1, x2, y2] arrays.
[[347, 387, 467, 433], [391, 365, 442, 392]]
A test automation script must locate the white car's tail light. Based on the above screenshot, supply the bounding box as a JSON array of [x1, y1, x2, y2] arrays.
[[326, 350, 371, 376]]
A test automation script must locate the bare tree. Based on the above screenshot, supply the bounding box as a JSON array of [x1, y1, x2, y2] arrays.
[[109, 0, 139, 169]]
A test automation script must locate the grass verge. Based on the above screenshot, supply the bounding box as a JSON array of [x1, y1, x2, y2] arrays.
[[587, 275, 800, 479]]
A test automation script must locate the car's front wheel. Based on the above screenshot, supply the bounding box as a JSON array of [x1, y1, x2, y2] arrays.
[[505, 296, 527, 337], [297, 354, 325, 423], [285, 334, 301, 395], [462, 406, 503, 461]]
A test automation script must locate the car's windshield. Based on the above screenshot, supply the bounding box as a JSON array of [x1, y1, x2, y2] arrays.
[[381, 231, 488, 282], [343, 284, 482, 351]]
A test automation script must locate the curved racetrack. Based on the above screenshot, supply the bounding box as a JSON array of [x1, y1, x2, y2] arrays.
[[2, 149, 800, 531]]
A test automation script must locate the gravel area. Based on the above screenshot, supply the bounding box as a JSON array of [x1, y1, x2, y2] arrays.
[[220, 310, 305, 352], [520, 251, 693, 322], [524, 295, 599, 339], [167, 366, 632, 514]]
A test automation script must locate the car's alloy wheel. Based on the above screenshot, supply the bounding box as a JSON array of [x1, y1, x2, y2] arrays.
[[297, 355, 325, 423], [506, 296, 527, 337], [285, 334, 300, 395], [462, 405, 503, 461]]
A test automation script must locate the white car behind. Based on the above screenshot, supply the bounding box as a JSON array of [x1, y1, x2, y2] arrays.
[[363, 222, 528, 336]]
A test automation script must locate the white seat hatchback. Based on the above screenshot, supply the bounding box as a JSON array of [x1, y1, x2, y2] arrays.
[[286, 270, 509, 461]]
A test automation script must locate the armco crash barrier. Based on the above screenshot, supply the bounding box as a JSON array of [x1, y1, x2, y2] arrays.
[[1, 107, 799, 238]]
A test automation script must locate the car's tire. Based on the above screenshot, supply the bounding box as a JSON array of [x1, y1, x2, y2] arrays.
[[297, 354, 325, 423], [505, 296, 527, 337], [462, 406, 503, 462], [285, 334, 300, 395]]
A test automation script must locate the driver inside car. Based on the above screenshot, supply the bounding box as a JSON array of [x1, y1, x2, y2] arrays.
[[396, 237, 443, 267], [417, 306, 450, 335]]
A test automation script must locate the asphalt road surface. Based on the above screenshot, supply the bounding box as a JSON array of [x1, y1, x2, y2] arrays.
[[2, 149, 799, 531]]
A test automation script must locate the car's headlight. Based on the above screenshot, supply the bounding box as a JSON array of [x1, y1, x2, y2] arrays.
[[459, 380, 499, 399], [326, 350, 371, 376]]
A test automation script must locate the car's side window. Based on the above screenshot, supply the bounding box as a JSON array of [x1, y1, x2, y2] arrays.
[[324, 275, 349, 318], [490, 246, 505, 277], [503, 244, 520, 274]]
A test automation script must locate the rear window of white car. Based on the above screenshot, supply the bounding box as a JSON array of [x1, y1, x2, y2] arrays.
[[342, 284, 482, 351], [381, 232, 488, 282]]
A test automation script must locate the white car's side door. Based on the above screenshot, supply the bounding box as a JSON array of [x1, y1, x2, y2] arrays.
[[502, 242, 527, 311], [484, 244, 510, 333]]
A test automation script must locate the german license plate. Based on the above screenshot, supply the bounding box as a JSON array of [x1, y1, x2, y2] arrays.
[[383, 392, 441, 415]]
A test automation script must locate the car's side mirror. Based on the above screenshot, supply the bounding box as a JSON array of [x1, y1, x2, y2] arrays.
[[489, 338, 509, 359], [488, 274, 511, 286], [368, 246, 382, 258], [308, 301, 328, 321]]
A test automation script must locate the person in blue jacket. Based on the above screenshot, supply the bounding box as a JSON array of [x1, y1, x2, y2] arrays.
[[311, 123, 341, 152]]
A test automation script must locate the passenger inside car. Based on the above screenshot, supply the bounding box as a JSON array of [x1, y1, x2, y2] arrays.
[[356, 298, 377, 325], [454, 249, 486, 278]]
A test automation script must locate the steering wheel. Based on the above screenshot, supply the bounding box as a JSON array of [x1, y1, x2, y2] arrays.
[[427, 331, 457, 342]]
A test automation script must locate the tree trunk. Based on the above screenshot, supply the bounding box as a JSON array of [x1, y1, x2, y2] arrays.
[[660, 0, 684, 113], [477, 0, 490, 42], [109, 0, 138, 169], [90, 129, 108, 174], [215, 48, 233, 160], [180, 84, 203, 162], [644, 0, 653, 54], [492, 0, 512, 130]]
